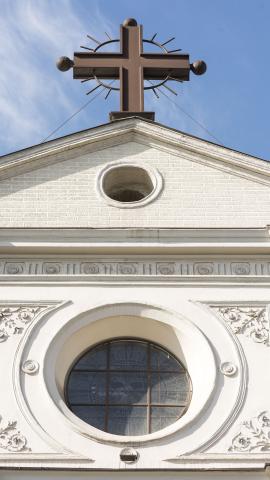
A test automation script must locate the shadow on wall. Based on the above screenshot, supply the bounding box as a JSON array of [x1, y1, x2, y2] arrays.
[[0, 140, 151, 199]]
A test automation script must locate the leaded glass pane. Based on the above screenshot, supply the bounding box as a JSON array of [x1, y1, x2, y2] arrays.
[[74, 344, 107, 370], [109, 372, 148, 404], [151, 345, 184, 372], [67, 372, 107, 404], [108, 406, 147, 435], [151, 372, 189, 404], [150, 406, 184, 433], [66, 338, 191, 436], [72, 405, 105, 430], [110, 340, 147, 370]]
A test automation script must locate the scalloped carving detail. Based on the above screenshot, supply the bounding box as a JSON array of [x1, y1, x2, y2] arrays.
[[0, 416, 31, 452], [229, 411, 270, 452], [212, 306, 269, 344], [0, 305, 48, 343]]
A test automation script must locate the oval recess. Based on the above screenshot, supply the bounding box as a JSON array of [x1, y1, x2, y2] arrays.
[[97, 162, 163, 208]]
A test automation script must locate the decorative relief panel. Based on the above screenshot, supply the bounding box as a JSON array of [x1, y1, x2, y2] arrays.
[[0, 257, 270, 278], [0, 416, 30, 452], [0, 305, 49, 343], [212, 306, 269, 344], [229, 412, 270, 452]]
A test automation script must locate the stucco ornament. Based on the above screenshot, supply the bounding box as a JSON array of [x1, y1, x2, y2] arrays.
[[220, 362, 237, 376], [21, 359, 39, 375], [229, 411, 270, 452], [0, 416, 30, 452], [213, 306, 268, 344], [0, 306, 44, 343]]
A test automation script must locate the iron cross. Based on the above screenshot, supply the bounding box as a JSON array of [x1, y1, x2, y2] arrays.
[[57, 18, 206, 120]]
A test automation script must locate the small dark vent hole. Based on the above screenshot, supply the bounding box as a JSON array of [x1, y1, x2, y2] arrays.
[[102, 165, 154, 204], [110, 189, 145, 203]]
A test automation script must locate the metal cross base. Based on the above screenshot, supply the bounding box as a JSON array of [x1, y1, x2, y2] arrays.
[[109, 111, 155, 121]]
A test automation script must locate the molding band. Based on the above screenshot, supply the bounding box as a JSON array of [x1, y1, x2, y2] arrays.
[[0, 257, 270, 279]]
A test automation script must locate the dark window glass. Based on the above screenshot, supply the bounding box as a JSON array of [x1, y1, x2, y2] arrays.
[[108, 406, 147, 435], [151, 406, 184, 433], [74, 344, 107, 370], [109, 372, 148, 404], [151, 372, 189, 404], [68, 372, 107, 404], [72, 405, 106, 431], [110, 341, 148, 370], [66, 339, 191, 435]]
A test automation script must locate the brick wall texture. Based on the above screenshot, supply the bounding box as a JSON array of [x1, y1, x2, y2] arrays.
[[1, 141, 269, 227]]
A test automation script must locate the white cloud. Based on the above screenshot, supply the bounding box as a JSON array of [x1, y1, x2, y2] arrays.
[[0, 0, 113, 155], [0, 0, 214, 156]]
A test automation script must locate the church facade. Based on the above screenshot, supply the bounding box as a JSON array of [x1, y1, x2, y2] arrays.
[[0, 116, 270, 479]]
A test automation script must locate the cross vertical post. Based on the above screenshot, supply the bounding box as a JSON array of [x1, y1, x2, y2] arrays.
[[120, 22, 144, 112]]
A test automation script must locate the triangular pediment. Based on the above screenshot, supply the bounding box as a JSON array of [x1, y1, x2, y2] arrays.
[[0, 117, 270, 228], [0, 117, 269, 186]]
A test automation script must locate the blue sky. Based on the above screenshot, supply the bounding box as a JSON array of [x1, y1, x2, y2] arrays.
[[0, 0, 269, 159]]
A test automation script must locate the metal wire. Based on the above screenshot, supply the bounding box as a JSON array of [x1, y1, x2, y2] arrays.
[[147, 80, 225, 146], [40, 81, 115, 144], [40, 78, 223, 147]]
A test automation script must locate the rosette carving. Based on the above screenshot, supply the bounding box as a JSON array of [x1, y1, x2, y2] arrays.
[[117, 263, 138, 275], [43, 263, 61, 274], [0, 306, 45, 343], [81, 263, 100, 274], [213, 306, 268, 344], [194, 263, 214, 275], [156, 263, 176, 275], [229, 411, 270, 452], [0, 416, 30, 452], [231, 263, 250, 275]]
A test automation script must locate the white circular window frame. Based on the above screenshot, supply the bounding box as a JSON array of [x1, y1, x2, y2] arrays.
[[13, 302, 245, 456], [96, 161, 163, 208], [14, 303, 217, 449], [56, 314, 211, 444]]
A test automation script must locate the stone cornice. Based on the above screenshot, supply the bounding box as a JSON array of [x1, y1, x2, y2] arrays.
[[0, 117, 269, 185], [0, 228, 270, 255], [0, 453, 269, 471], [0, 453, 94, 469]]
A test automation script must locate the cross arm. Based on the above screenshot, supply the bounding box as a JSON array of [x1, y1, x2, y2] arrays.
[[73, 52, 126, 80], [141, 53, 190, 81]]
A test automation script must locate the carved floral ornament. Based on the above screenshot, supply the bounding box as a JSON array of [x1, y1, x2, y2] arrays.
[[229, 412, 270, 452], [212, 306, 269, 345], [0, 416, 30, 452], [0, 306, 48, 343]]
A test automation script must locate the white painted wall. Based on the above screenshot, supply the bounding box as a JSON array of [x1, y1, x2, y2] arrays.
[[1, 121, 270, 475], [0, 140, 270, 227], [1, 281, 270, 473]]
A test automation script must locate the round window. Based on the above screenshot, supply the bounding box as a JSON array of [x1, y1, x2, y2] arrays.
[[103, 166, 153, 203], [97, 163, 163, 208], [66, 339, 192, 436]]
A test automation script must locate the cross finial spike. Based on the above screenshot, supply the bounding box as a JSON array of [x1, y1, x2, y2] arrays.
[[123, 18, 137, 27]]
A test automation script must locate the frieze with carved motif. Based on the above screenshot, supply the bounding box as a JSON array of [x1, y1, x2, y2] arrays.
[[212, 306, 269, 344], [0, 416, 30, 452]]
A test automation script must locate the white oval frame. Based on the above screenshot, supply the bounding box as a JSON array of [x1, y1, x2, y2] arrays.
[[15, 303, 215, 447], [13, 301, 246, 456], [52, 308, 215, 444], [96, 161, 163, 208]]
